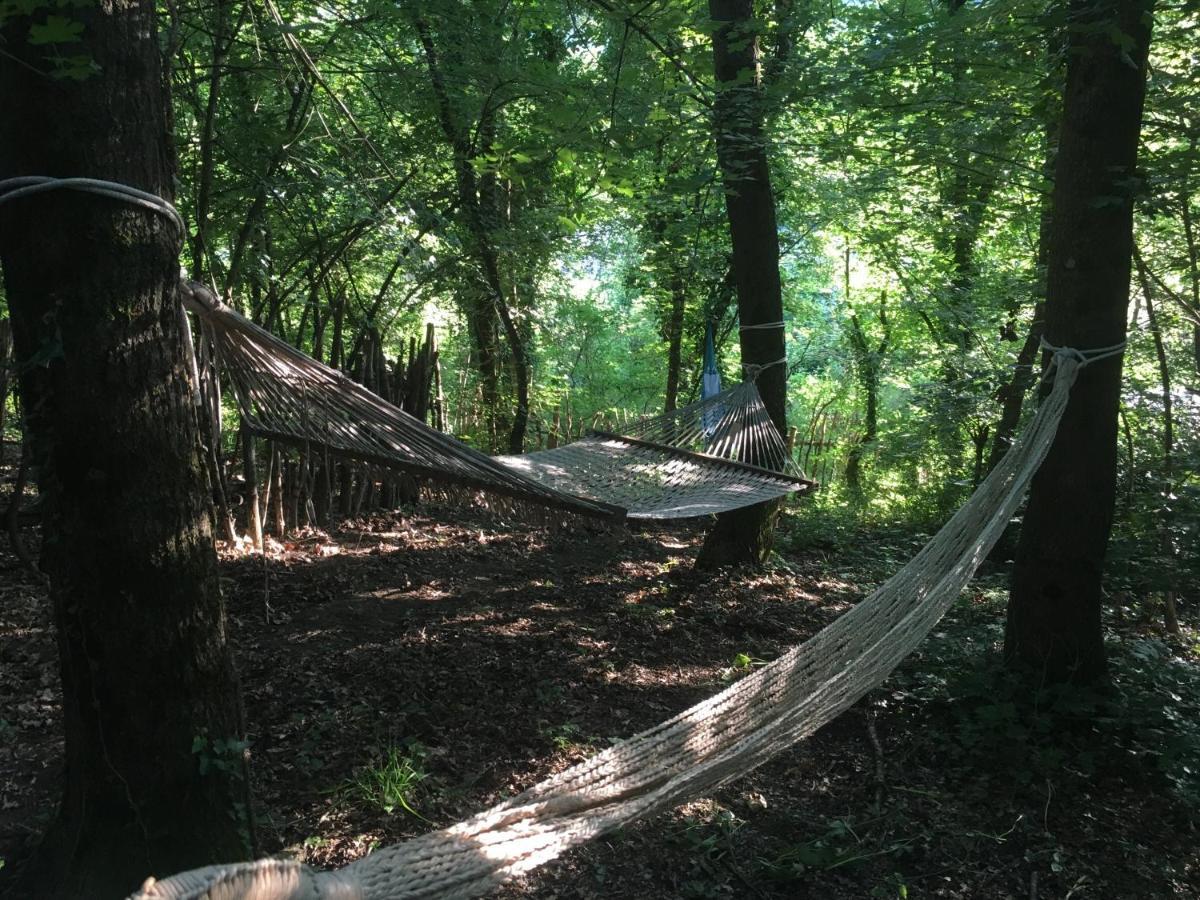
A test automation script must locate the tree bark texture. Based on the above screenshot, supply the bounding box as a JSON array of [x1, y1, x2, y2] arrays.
[[698, 0, 788, 568], [0, 4, 252, 897], [1005, 0, 1155, 685]]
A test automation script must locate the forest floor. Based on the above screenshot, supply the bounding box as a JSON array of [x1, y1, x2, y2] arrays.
[[2, 485, 1199, 898]]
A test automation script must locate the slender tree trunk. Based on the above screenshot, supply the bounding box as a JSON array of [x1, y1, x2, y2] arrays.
[[1135, 250, 1174, 473], [223, 79, 311, 300], [272, 445, 288, 532], [0, 3, 252, 895], [844, 295, 888, 499], [1134, 249, 1181, 635], [1181, 185, 1200, 375], [415, 15, 529, 453], [0, 317, 11, 437], [697, 0, 788, 568], [1005, 0, 1155, 685], [190, 0, 244, 285], [664, 274, 687, 413], [242, 424, 264, 550], [989, 72, 1061, 473], [988, 302, 1046, 472]]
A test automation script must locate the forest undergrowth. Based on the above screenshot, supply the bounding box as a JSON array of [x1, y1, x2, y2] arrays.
[[1, 487, 1198, 898]]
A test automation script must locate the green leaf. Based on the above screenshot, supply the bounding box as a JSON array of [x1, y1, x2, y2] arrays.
[[28, 14, 83, 45], [49, 53, 97, 81]]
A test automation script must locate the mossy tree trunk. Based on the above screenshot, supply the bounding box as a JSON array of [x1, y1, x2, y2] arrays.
[[1005, 0, 1155, 685], [0, 3, 253, 896]]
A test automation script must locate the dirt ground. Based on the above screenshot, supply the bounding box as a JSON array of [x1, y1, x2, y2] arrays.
[[1, 498, 1198, 898]]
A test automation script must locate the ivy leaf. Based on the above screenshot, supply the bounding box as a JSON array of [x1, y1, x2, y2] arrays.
[[49, 53, 98, 81], [24, 334, 64, 369], [28, 14, 83, 45]]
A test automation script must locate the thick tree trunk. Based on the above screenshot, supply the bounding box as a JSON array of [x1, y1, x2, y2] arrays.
[[0, 5, 252, 896], [697, 0, 788, 569], [1005, 0, 1154, 685]]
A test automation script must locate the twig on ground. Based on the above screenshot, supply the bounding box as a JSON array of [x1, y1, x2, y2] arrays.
[[866, 707, 886, 812]]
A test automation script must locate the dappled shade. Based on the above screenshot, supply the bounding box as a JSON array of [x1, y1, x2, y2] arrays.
[[132, 349, 1087, 899]]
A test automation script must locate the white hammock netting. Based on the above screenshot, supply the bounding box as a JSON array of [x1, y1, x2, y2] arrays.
[[180, 283, 813, 522], [496, 380, 808, 519], [132, 314, 1096, 899]]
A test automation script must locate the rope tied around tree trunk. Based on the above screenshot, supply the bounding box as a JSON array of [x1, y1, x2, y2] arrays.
[[0, 176, 185, 242], [741, 356, 787, 381], [0, 178, 208, 404], [1037, 338, 1127, 389], [1038, 337, 1128, 367]]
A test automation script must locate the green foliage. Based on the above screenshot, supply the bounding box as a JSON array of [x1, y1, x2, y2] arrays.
[[143, 0, 1199, 536], [347, 743, 429, 819], [670, 806, 746, 898], [538, 720, 595, 752], [26, 14, 80, 44], [191, 733, 250, 778], [896, 599, 1200, 810], [760, 817, 913, 880]]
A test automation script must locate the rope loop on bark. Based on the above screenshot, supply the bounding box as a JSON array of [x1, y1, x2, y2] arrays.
[[742, 356, 787, 381], [0, 176, 185, 243], [1039, 337, 1127, 368], [738, 320, 785, 331]]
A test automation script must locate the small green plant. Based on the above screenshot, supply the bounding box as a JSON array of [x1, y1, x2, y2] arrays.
[[549, 721, 580, 749], [870, 872, 910, 898], [678, 807, 743, 859], [671, 807, 745, 898], [761, 818, 912, 880], [539, 721, 598, 751], [893, 595, 1200, 809], [720, 652, 767, 682], [191, 734, 250, 777], [348, 744, 429, 820]]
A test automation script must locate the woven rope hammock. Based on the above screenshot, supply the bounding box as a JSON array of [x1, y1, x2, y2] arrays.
[[133, 333, 1101, 899], [179, 283, 813, 521]]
